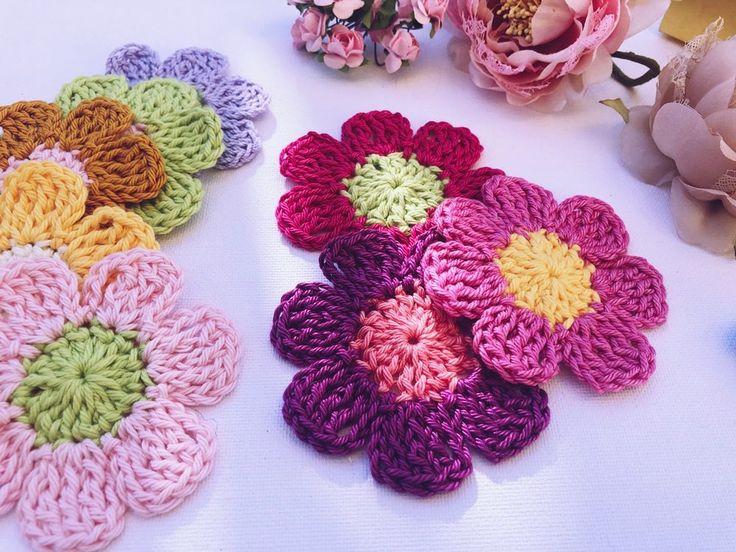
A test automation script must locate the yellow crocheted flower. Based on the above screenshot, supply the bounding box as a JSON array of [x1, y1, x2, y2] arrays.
[[0, 161, 157, 278]]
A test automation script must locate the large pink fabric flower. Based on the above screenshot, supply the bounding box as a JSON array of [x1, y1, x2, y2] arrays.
[[448, 0, 669, 110], [621, 22, 736, 254], [422, 175, 667, 393], [0, 249, 240, 551]]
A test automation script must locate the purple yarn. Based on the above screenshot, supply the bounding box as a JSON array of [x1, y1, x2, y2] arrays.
[[106, 43, 270, 168], [272, 228, 551, 496]]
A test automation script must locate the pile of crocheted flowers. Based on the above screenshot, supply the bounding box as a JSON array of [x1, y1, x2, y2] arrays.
[[273, 111, 668, 496]]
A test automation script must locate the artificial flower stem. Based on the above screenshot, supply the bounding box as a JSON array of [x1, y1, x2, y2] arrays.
[[611, 51, 661, 88]]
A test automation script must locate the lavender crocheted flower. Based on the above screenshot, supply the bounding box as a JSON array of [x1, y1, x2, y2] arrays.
[[106, 44, 269, 168], [271, 228, 550, 496]]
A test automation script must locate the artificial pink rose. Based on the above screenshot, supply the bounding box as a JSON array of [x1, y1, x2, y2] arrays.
[[449, 0, 669, 111], [323, 24, 366, 69], [621, 22, 736, 254], [412, 0, 450, 33], [291, 8, 328, 53], [315, 0, 366, 19], [383, 28, 421, 73]]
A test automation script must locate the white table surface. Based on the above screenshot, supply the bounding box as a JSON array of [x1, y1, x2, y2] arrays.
[[2, 1, 735, 550]]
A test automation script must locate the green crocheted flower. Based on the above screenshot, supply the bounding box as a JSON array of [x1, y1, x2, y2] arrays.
[[10, 320, 152, 448], [56, 76, 224, 235]]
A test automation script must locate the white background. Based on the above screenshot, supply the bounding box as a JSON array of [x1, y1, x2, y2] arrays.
[[1, 1, 735, 550]]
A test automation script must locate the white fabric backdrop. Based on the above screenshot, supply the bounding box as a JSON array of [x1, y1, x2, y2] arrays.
[[2, 1, 735, 550]]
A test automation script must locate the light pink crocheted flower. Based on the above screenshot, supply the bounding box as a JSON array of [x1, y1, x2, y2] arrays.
[[422, 175, 667, 393], [0, 249, 240, 551]]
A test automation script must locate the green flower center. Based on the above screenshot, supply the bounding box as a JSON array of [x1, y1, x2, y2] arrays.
[[342, 153, 447, 233], [11, 320, 151, 448]]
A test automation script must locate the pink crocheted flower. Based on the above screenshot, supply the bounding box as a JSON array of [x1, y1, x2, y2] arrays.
[[277, 110, 503, 250], [422, 175, 667, 393], [0, 249, 240, 551], [272, 228, 549, 496]]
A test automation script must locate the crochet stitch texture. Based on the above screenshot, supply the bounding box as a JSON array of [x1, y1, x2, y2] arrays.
[[0, 249, 240, 551], [0, 98, 166, 208], [106, 44, 270, 170], [272, 228, 549, 496], [422, 174, 668, 393], [0, 161, 157, 278], [277, 110, 505, 250]]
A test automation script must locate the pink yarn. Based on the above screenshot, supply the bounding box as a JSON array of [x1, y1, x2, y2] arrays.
[[422, 175, 668, 393], [0, 143, 90, 192], [0, 249, 240, 551]]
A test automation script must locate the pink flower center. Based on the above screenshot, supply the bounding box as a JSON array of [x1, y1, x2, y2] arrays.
[[0, 143, 89, 192], [351, 283, 477, 402]]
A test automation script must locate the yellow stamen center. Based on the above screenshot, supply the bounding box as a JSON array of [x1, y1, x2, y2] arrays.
[[496, 0, 541, 41]]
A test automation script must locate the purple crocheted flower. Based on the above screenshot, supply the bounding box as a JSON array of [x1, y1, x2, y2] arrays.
[[271, 228, 550, 496], [106, 44, 269, 169]]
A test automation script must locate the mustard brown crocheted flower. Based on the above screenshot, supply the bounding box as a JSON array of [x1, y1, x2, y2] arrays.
[[0, 98, 166, 208], [0, 161, 156, 279], [0, 249, 240, 551], [277, 110, 504, 250]]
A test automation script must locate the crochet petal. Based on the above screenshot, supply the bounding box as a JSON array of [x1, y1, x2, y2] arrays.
[[216, 117, 261, 168], [144, 306, 240, 406], [341, 111, 414, 159], [160, 47, 229, 87], [276, 183, 362, 251], [482, 175, 557, 235], [104, 399, 216, 516], [82, 132, 167, 208], [0, 420, 36, 515], [432, 197, 509, 250], [411, 121, 482, 177], [203, 76, 269, 120], [0, 161, 86, 247], [0, 257, 85, 348], [131, 167, 204, 235], [56, 76, 130, 115], [552, 196, 629, 263], [63, 207, 158, 279], [83, 248, 181, 332], [456, 370, 549, 463], [0, 101, 61, 169], [593, 255, 667, 329], [58, 98, 134, 151], [319, 229, 405, 304], [280, 132, 356, 187], [0, 358, 25, 400], [283, 357, 383, 455], [125, 79, 201, 120], [271, 282, 359, 367], [562, 307, 656, 393], [144, 108, 223, 173], [472, 302, 562, 386], [368, 400, 472, 496], [423, 241, 507, 318], [444, 166, 506, 200], [106, 43, 161, 84], [17, 441, 125, 551]]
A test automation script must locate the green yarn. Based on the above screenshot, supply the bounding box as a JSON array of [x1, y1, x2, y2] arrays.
[[55, 76, 224, 236], [11, 320, 151, 448], [342, 153, 447, 233]]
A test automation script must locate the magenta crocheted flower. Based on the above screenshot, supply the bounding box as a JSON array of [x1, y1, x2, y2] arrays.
[[422, 175, 668, 393], [276, 110, 504, 250], [271, 228, 549, 496], [0, 249, 240, 551]]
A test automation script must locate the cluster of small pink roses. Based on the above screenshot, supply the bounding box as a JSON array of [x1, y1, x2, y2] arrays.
[[289, 0, 448, 73]]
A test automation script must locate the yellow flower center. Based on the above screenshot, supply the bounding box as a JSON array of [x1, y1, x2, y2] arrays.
[[497, 0, 541, 41], [495, 230, 599, 328]]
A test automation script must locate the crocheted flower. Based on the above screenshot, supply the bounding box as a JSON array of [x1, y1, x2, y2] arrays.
[[56, 72, 225, 235], [0, 98, 166, 207], [105, 44, 270, 169], [0, 161, 156, 278], [271, 228, 549, 496], [277, 110, 504, 250], [0, 248, 240, 551], [422, 175, 668, 393]]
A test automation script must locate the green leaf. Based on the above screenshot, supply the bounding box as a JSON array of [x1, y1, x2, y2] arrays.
[[600, 98, 630, 123]]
